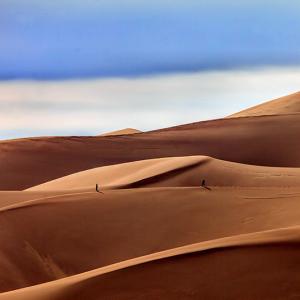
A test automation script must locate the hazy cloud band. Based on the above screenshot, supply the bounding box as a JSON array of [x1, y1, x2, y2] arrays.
[[0, 66, 299, 139]]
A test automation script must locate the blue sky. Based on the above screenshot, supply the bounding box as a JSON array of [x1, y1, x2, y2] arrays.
[[0, 1, 300, 139], [1, 0, 300, 79]]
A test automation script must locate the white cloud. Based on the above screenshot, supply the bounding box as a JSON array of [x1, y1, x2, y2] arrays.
[[0, 66, 300, 139]]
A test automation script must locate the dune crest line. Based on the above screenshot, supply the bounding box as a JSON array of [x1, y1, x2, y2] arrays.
[[0, 225, 300, 300]]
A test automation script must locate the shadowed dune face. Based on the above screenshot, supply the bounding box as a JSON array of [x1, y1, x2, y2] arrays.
[[1, 229, 300, 300], [229, 91, 300, 118], [1, 188, 300, 292], [50, 244, 300, 300], [2, 113, 300, 190]]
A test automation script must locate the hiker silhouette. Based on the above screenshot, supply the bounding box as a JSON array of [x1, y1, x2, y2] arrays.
[[96, 184, 103, 193], [201, 179, 211, 190]]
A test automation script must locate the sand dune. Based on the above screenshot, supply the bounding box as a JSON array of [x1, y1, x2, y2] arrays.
[[27, 155, 300, 191], [0, 190, 90, 210], [2, 92, 300, 299], [1, 187, 300, 293], [229, 91, 300, 118], [1, 226, 300, 300], [2, 112, 300, 190], [99, 128, 142, 136]]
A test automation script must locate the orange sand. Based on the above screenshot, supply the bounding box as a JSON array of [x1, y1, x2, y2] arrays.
[[1, 91, 300, 299]]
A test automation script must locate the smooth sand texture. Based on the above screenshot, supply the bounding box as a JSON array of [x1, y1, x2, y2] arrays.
[[27, 155, 300, 191], [100, 128, 142, 136], [229, 91, 300, 118], [2, 187, 300, 294], [1, 226, 300, 300], [2, 113, 300, 190], [1, 92, 300, 299], [0, 191, 79, 209]]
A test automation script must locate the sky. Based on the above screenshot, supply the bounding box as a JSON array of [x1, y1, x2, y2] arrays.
[[0, 0, 300, 139]]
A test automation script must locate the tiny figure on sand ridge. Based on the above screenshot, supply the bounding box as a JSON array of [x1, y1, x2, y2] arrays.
[[96, 183, 103, 193], [201, 179, 211, 190]]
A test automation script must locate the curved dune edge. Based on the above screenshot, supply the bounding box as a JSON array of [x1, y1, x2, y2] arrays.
[[228, 91, 300, 118], [26, 156, 210, 191], [26, 155, 300, 191], [3, 186, 300, 295], [99, 128, 142, 136], [0, 190, 95, 212], [5, 185, 300, 214], [0, 190, 95, 210], [1, 225, 300, 299], [4, 112, 300, 191]]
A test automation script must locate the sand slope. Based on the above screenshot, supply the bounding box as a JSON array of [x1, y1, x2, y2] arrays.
[[0, 191, 73, 209], [229, 91, 300, 118], [2, 92, 300, 299], [2, 112, 300, 190], [100, 128, 142, 136], [1, 222, 300, 299], [1, 187, 300, 293], [27, 155, 300, 191]]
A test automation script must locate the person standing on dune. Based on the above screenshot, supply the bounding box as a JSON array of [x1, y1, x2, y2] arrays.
[[96, 184, 101, 193], [201, 179, 211, 190]]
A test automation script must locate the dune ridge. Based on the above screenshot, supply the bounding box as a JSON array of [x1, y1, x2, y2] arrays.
[[2, 186, 300, 294], [229, 91, 300, 118], [100, 128, 142, 136], [27, 155, 300, 191], [0, 226, 300, 300], [2, 111, 300, 190]]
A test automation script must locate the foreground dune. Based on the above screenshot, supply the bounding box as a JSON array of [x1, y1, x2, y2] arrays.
[[1, 187, 300, 293], [27, 155, 300, 191], [1, 226, 300, 300]]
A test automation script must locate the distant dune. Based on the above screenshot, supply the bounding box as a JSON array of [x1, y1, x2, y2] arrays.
[[2, 113, 300, 190], [100, 128, 142, 136], [0, 91, 296, 191], [1, 92, 300, 299], [229, 91, 300, 118]]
